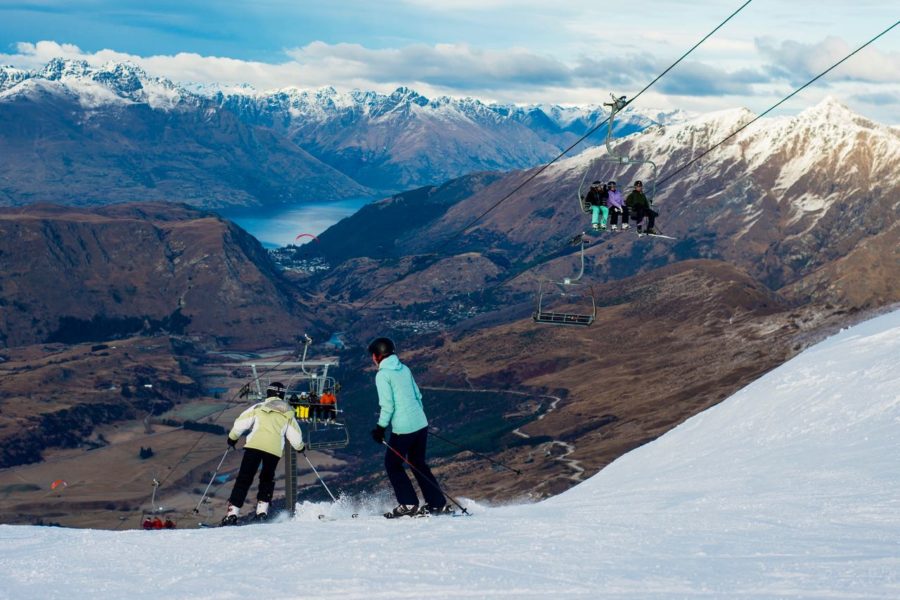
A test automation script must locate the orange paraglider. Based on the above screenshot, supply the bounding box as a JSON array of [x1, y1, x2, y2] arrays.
[[294, 233, 320, 244], [50, 479, 67, 491]]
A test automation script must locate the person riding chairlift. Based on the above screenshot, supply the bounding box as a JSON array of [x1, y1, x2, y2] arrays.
[[626, 180, 660, 235], [606, 181, 629, 231], [583, 181, 609, 231]]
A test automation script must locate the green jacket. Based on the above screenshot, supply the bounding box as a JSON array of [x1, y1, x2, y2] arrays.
[[229, 397, 304, 457], [626, 190, 650, 211], [375, 355, 428, 434]]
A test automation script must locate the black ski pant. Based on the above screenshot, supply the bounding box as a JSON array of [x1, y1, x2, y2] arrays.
[[632, 206, 657, 229], [228, 447, 280, 508], [384, 427, 446, 508], [609, 206, 629, 226]]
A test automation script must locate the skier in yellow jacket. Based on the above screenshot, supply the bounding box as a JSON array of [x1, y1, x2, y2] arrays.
[[222, 382, 304, 525]]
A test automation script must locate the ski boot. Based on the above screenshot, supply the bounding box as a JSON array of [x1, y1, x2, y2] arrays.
[[611, 225, 618, 231], [384, 504, 419, 519], [221, 503, 240, 526], [254, 501, 269, 522], [417, 504, 455, 517]]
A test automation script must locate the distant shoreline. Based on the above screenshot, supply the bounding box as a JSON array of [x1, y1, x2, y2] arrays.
[[217, 197, 374, 249]]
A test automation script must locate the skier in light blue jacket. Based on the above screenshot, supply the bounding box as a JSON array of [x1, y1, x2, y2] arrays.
[[369, 337, 448, 518]]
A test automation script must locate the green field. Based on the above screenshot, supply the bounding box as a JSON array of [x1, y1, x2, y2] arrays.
[[1, 483, 42, 498]]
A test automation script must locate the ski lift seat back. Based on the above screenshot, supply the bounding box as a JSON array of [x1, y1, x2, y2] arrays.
[[532, 280, 596, 327]]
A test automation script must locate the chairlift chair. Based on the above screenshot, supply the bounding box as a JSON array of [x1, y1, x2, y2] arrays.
[[532, 233, 597, 327], [577, 93, 658, 210], [280, 339, 349, 451], [532, 279, 597, 326], [141, 478, 177, 530], [284, 374, 349, 451]]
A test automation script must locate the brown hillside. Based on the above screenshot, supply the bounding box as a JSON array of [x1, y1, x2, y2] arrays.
[[0, 203, 313, 349], [404, 260, 853, 500]]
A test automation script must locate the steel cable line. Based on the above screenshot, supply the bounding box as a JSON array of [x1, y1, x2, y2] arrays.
[[356, 0, 754, 311], [485, 19, 900, 295], [655, 20, 899, 189]]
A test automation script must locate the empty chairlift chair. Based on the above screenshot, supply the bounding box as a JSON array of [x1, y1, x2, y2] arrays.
[[532, 234, 597, 327]]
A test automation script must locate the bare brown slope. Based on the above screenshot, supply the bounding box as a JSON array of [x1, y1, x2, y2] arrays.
[[403, 260, 851, 500], [0, 203, 313, 349], [781, 222, 900, 309]]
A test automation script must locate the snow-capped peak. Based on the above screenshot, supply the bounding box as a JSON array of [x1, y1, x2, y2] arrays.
[[39, 57, 93, 80], [4, 59, 193, 110], [0, 64, 31, 92], [798, 95, 857, 122]]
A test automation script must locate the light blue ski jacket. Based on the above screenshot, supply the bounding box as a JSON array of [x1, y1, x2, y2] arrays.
[[375, 355, 428, 434]]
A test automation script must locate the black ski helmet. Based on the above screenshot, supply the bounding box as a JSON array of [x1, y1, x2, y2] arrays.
[[266, 381, 286, 399], [367, 337, 395, 360]]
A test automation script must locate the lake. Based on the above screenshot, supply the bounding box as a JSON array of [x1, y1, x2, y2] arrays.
[[218, 197, 372, 248]]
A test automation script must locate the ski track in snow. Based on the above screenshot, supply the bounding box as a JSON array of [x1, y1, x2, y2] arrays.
[[1, 311, 900, 599]]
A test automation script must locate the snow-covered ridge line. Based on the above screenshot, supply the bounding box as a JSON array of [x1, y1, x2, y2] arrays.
[[0, 58, 677, 130]]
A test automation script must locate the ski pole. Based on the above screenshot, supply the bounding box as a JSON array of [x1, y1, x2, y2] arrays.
[[427, 428, 522, 475], [382, 441, 470, 516], [193, 448, 232, 514], [302, 450, 337, 502]]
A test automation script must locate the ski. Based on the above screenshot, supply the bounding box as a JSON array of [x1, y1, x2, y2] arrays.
[[316, 513, 359, 521], [200, 512, 278, 528], [415, 511, 470, 518], [637, 232, 677, 240]]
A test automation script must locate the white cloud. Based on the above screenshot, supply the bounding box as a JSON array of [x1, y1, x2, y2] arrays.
[[2, 36, 898, 125], [757, 36, 900, 84], [283, 41, 573, 90]]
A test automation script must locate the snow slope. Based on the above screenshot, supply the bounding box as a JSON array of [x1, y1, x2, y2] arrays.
[[1, 310, 899, 599]]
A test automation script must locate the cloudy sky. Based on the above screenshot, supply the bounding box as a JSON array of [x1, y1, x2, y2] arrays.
[[1, 0, 898, 121]]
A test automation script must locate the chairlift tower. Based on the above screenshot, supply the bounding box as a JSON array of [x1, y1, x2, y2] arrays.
[[245, 350, 347, 515]]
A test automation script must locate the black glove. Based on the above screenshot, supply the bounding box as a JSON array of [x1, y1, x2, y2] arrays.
[[227, 437, 237, 448], [297, 443, 306, 454], [371, 425, 386, 444]]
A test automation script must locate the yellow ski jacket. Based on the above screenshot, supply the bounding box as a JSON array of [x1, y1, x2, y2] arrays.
[[228, 397, 304, 457]]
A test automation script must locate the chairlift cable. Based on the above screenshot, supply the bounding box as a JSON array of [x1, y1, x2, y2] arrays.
[[357, 0, 754, 311], [485, 19, 899, 294], [655, 20, 899, 189]]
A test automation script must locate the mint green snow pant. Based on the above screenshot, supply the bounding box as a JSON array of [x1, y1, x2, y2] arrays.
[[592, 206, 608, 227]]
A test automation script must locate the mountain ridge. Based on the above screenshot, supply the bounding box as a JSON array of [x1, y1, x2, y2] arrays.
[[0, 58, 683, 202]]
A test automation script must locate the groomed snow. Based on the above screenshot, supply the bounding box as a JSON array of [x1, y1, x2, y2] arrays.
[[1, 310, 899, 599]]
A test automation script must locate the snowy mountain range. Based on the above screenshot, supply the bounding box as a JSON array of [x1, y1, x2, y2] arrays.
[[0, 59, 684, 206], [1, 308, 897, 598], [214, 84, 685, 190], [302, 95, 899, 313]]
